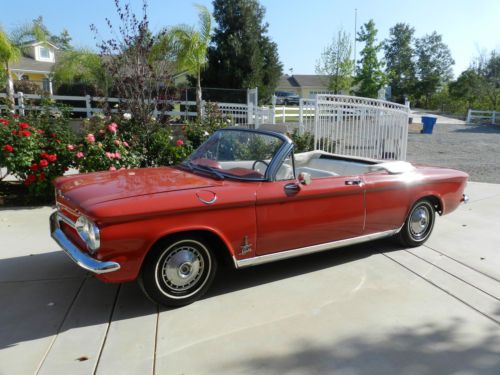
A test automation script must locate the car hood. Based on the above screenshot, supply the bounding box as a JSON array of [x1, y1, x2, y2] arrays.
[[54, 167, 219, 209]]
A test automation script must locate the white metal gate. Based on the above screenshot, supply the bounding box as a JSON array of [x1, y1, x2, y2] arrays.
[[304, 95, 409, 161]]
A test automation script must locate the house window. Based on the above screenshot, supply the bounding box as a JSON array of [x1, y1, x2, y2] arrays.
[[39, 47, 50, 59], [21, 75, 30, 81], [42, 78, 50, 92]]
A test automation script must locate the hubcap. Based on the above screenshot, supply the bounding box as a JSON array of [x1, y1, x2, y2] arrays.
[[161, 246, 204, 292], [409, 206, 430, 238]]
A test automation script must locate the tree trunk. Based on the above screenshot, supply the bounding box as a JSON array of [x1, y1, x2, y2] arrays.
[[196, 69, 202, 119], [5, 62, 15, 110]]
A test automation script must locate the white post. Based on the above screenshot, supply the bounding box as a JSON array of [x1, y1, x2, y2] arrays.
[[271, 95, 276, 125], [466, 109, 472, 124], [491, 111, 495, 125], [299, 98, 304, 134], [17, 92, 25, 117], [282, 105, 285, 124], [85, 95, 92, 118], [247, 102, 253, 126], [49, 78, 54, 96]]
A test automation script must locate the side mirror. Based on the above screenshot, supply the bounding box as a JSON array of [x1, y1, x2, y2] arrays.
[[298, 172, 312, 186]]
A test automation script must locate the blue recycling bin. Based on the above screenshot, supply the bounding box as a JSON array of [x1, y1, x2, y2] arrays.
[[421, 115, 437, 134]]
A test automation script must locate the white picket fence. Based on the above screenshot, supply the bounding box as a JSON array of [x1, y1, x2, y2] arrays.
[[1, 92, 410, 160], [466, 109, 499, 125]]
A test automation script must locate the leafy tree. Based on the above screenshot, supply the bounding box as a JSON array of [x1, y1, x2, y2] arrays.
[[415, 32, 454, 107], [53, 48, 109, 95], [165, 4, 212, 118], [315, 29, 354, 94], [201, 0, 282, 103], [91, 0, 175, 166], [480, 50, 499, 110], [32, 16, 72, 50], [354, 20, 385, 98], [449, 69, 482, 110], [384, 23, 416, 102]]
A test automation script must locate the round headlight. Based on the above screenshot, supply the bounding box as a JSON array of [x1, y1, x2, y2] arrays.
[[75, 216, 100, 252]]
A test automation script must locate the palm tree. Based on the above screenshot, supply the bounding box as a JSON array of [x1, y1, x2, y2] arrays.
[[167, 4, 212, 118], [0, 23, 48, 109]]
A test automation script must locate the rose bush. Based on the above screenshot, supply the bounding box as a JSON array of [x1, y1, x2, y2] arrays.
[[75, 118, 140, 172], [0, 114, 75, 200]]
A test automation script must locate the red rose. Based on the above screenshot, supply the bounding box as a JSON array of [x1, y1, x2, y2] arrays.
[[0, 118, 8, 125], [51, 133, 57, 138], [19, 122, 29, 129], [39, 159, 49, 168], [12, 114, 19, 118], [176, 139, 184, 146], [48, 154, 57, 162], [36, 129, 45, 134], [39, 172, 46, 181], [24, 174, 37, 186], [11, 130, 17, 135], [3, 144, 14, 153], [30, 163, 38, 171], [20, 130, 31, 137], [40, 152, 49, 159]]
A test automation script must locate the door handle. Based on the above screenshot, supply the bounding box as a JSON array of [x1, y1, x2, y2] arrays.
[[345, 179, 363, 186], [284, 183, 300, 195]]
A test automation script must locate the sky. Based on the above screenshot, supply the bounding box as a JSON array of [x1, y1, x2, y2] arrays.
[[1, 0, 499, 78]]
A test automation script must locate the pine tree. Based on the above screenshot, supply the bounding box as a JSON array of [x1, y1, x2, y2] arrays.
[[384, 23, 415, 102], [354, 20, 385, 98], [201, 0, 282, 103]]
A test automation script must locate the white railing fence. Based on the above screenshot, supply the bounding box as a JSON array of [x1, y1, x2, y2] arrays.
[[313, 95, 410, 160], [1, 92, 410, 160], [466, 109, 499, 125]]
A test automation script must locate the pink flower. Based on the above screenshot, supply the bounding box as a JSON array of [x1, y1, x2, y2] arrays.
[[114, 139, 121, 146], [176, 139, 184, 146], [109, 166, 116, 171], [114, 152, 121, 159], [105, 152, 113, 159], [76, 152, 84, 159], [85, 134, 95, 143], [122, 141, 129, 148], [67, 144, 75, 151], [107, 123, 118, 133]]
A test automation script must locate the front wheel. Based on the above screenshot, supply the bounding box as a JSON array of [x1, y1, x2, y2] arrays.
[[396, 199, 436, 247], [139, 235, 217, 307]]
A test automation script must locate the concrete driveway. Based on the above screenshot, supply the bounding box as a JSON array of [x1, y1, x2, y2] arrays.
[[0, 182, 499, 375]]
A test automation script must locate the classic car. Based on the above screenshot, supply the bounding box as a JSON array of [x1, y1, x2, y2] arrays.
[[50, 128, 469, 307]]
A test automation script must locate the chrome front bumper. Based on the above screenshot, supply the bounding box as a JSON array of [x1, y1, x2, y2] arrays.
[[50, 212, 120, 274]]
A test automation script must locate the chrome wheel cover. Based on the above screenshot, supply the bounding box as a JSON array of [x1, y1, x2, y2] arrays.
[[409, 204, 432, 240], [154, 240, 211, 299]]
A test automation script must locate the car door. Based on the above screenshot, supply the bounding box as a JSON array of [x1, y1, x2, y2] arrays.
[[255, 173, 365, 255]]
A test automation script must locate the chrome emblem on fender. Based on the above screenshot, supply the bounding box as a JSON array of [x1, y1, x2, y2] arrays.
[[240, 236, 252, 255]]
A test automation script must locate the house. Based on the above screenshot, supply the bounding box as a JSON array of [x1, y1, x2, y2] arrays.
[[276, 74, 333, 98], [9, 41, 59, 95]]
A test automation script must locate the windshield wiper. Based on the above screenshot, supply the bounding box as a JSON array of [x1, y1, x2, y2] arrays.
[[181, 161, 225, 180]]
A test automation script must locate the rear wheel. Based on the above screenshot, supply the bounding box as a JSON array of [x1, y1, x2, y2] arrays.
[[139, 235, 217, 307], [396, 199, 436, 247]]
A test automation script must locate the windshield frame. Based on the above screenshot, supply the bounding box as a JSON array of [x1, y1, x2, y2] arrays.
[[180, 127, 293, 182]]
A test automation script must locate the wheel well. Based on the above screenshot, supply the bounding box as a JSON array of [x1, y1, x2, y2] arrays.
[[148, 230, 235, 269], [421, 195, 443, 215]]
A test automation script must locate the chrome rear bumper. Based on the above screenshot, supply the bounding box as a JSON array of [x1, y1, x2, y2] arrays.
[[461, 194, 470, 204], [50, 212, 120, 274]]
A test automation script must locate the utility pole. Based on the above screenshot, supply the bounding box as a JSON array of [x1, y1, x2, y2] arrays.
[[353, 8, 357, 74]]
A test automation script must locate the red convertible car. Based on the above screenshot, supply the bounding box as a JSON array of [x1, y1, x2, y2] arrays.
[[50, 128, 469, 306]]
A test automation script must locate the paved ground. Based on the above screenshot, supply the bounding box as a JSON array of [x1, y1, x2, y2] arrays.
[[1, 181, 499, 375]]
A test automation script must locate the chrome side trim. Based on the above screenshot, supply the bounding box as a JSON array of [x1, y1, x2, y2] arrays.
[[233, 229, 400, 268], [50, 212, 120, 274]]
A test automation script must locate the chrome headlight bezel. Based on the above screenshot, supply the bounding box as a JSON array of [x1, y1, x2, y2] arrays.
[[75, 215, 100, 253]]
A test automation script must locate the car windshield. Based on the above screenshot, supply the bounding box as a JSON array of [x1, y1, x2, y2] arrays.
[[183, 129, 285, 180]]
